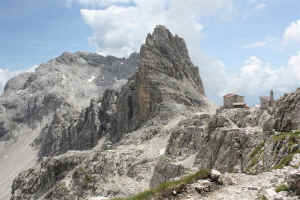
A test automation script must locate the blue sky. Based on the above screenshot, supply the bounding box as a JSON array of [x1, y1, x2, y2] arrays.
[[0, 0, 92, 70], [1, 0, 300, 104]]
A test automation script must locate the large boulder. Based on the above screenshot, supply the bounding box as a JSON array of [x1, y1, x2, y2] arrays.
[[287, 171, 300, 195]]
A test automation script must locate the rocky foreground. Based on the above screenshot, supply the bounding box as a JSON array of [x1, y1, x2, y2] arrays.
[[0, 26, 299, 200]]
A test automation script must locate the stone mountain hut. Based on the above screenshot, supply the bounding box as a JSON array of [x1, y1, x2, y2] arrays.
[[223, 93, 246, 109]]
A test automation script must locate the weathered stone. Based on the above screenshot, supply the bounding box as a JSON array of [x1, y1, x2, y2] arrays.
[[113, 25, 212, 141], [287, 171, 300, 195], [274, 88, 300, 131], [150, 157, 185, 188], [6, 25, 300, 200], [0, 51, 139, 200]]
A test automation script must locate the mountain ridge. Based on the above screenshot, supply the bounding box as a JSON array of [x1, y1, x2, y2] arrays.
[[0, 25, 299, 200]]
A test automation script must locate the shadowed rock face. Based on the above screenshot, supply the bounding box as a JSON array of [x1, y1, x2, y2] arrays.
[[38, 89, 119, 157]]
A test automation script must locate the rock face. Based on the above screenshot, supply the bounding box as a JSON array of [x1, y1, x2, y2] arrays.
[[113, 25, 211, 140], [10, 25, 215, 200], [1, 51, 139, 136], [35, 25, 213, 157], [6, 25, 300, 200], [38, 89, 118, 157], [0, 51, 139, 200], [274, 88, 300, 132]]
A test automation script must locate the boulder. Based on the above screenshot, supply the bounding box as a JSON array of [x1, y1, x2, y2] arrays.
[[287, 171, 300, 195]]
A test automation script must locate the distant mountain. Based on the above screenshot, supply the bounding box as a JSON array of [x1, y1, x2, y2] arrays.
[[0, 51, 139, 200]]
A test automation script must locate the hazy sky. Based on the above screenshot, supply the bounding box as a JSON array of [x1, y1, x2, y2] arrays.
[[1, 0, 300, 104]]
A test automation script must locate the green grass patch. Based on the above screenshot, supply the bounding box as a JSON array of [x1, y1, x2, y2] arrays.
[[272, 131, 300, 144], [249, 142, 265, 158], [246, 142, 265, 172], [57, 182, 70, 193], [275, 184, 289, 193], [111, 169, 211, 200], [272, 131, 300, 169], [273, 150, 300, 169], [260, 195, 268, 200]]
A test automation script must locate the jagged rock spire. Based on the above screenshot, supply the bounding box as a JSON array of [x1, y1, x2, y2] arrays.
[[114, 25, 211, 138], [140, 25, 205, 95]]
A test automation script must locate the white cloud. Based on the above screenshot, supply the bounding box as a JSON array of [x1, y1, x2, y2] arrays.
[[68, 0, 300, 104], [244, 37, 275, 49], [244, 41, 267, 48], [78, 0, 235, 57], [283, 19, 300, 45], [255, 3, 267, 10], [66, 0, 132, 8], [202, 52, 300, 104]]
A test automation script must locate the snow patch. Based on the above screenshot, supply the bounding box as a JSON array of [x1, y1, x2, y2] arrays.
[[16, 90, 23, 95], [88, 76, 96, 83], [160, 148, 166, 155]]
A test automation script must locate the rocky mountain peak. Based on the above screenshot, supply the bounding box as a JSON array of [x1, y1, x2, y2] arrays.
[[113, 26, 213, 138], [140, 25, 205, 95], [145, 25, 189, 59]]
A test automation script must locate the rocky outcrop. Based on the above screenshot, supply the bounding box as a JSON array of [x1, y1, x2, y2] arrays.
[[287, 171, 300, 195], [274, 88, 300, 132], [0, 51, 139, 200], [36, 25, 214, 157], [165, 108, 264, 173], [113, 25, 213, 140], [8, 26, 300, 200], [38, 89, 118, 157], [10, 25, 214, 200], [11, 152, 88, 200], [0, 51, 139, 140]]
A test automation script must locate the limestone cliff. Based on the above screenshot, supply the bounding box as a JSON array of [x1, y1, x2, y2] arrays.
[[10, 25, 215, 200], [0, 51, 139, 200], [7, 26, 300, 200]]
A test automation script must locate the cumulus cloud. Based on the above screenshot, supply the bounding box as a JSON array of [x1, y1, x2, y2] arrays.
[[203, 52, 300, 104], [78, 0, 235, 57], [283, 19, 300, 45], [66, 0, 133, 8], [255, 3, 267, 10], [69, 0, 300, 104], [244, 41, 267, 48]]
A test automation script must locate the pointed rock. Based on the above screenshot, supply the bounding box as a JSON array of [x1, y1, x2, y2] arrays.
[[114, 25, 212, 139]]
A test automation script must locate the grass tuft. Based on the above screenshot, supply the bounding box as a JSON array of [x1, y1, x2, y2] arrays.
[[273, 150, 300, 169], [250, 142, 265, 158], [111, 169, 211, 200], [275, 184, 289, 193], [260, 195, 268, 200]]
